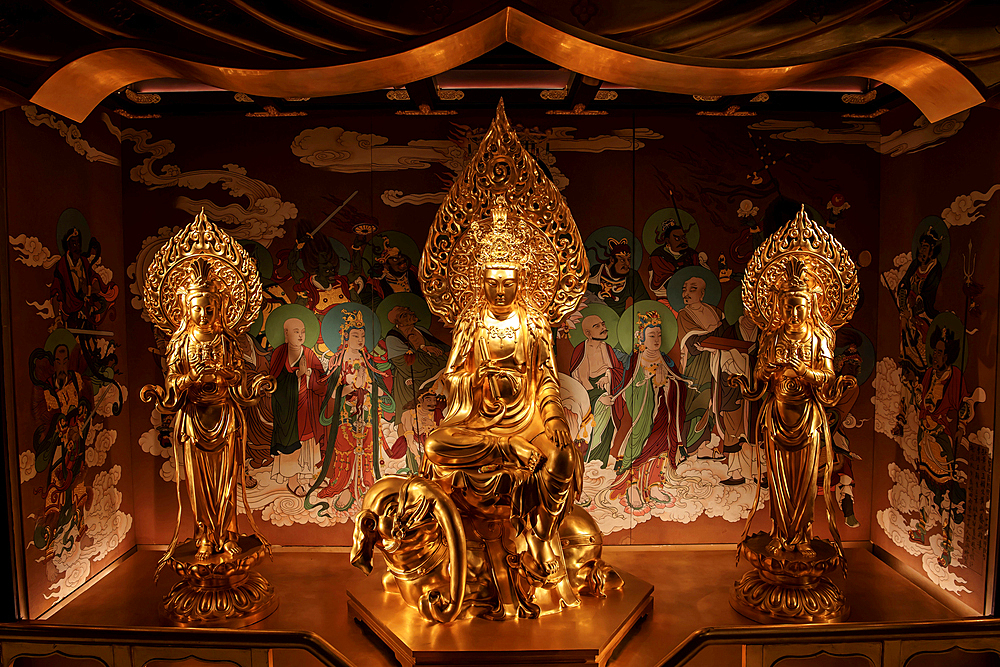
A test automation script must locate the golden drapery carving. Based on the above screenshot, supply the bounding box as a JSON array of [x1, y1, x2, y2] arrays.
[[140, 210, 277, 627], [352, 100, 621, 623], [732, 206, 859, 624]]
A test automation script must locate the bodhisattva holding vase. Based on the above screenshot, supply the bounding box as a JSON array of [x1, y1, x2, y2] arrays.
[[350, 100, 623, 624], [142, 210, 277, 627], [732, 206, 859, 624]]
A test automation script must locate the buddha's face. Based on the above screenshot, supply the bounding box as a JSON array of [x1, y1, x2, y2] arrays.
[[483, 267, 518, 313], [188, 293, 220, 330], [782, 295, 809, 332]]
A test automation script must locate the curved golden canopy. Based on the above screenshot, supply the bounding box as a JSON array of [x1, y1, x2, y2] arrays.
[[419, 99, 588, 327], [742, 206, 859, 332], [143, 209, 263, 335]]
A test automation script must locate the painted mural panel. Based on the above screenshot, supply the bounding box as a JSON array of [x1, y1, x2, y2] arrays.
[[4, 107, 134, 617], [121, 108, 881, 549], [873, 106, 998, 612]]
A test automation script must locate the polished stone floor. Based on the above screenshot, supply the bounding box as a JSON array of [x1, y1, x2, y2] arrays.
[[44, 546, 957, 667]]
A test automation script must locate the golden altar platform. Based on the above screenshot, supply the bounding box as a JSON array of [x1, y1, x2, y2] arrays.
[[347, 569, 652, 667], [41, 547, 960, 667]]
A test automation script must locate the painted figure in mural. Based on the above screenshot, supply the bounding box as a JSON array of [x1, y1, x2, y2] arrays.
[[648, 219, 699, 300], [675, 274, 726, 459], [822, 337, 864, 528], [586, 238, 646, 315], [142, 256, 275, 566], [570, 314, 624, 468], [52, 226, 117, 330], [422, 228, 580, 577], [720, 314, 760, 486], [749, 258, 853, 556], [895, 228, 943, 380], [269, 317, 327, 497], [388, 387, 445, 473], [605, 311, 691, 503], [384, 304, 448, 424], [28, 339, 93, 552], [356, 238, 422, 311], [910, 325, 970, 565], [313, 310, 391, 510]]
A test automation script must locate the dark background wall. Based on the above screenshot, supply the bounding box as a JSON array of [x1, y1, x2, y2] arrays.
[[1, 100, 994, 617], [3, 106, 134, 619], [873, 105, 1000, 615], [116, 107, 881, 550]]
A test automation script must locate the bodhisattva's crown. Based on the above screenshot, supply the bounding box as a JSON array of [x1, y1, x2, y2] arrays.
[[340, 309, 365, 341], [470, 199, 532, 270], [635, 310, 662, 335]]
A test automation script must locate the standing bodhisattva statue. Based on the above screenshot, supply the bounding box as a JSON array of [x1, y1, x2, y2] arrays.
[[731, 206, 859, 624], [141, 210, 277, 627], [350, 100, 622, 622]]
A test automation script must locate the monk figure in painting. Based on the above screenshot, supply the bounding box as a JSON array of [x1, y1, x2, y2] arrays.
[[422, 204, 581, 581]]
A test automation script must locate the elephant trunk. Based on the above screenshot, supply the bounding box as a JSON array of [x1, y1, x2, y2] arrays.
[[413, 479, 467, 623]]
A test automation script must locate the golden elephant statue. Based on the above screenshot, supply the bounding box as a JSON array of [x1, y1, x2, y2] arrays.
[[350, 475, 468, 623], [351, 474, 622, 623]]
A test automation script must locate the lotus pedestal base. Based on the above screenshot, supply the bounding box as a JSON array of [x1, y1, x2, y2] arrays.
[[348, 568, 653, 667], [731, 532, 849, 624], [160, 535, 278, 628]]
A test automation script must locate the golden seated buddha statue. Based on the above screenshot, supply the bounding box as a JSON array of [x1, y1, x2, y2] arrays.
[[351, 100, 621, 622]]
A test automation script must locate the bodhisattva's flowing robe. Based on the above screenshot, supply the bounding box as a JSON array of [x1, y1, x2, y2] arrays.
[[162, 329, 244, 558], [423, 301, 576, 517], [756, 328, 835, 551]]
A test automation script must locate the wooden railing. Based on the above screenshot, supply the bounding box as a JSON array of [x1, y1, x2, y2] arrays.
[[0, 624, 355, 667], [657, 617, 1000, 667], [3, 618, 1000, 667]]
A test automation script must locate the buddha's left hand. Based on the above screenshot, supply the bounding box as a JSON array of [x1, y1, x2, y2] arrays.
[[546, 419, 572, 449]]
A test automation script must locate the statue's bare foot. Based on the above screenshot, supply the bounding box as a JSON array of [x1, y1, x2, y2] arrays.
[[195, 538, 213, 560], [223, 539, 242, 557], [526, 535, 560, 578], [796, 542, 816, 558], [765, 538, 783, 555]]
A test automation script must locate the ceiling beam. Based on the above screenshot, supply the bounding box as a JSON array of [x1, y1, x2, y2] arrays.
[[28, 5, 984, 123]]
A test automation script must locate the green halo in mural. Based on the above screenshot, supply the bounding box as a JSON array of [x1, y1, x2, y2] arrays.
[[642, 207, 699, 256], [44, 328, 78, 354], [618, 300, 678, 354], [585, 227, 642, 272], [265, 304, 320, 349], [926, 312, 967, 371], [723, 284, 744, 325], [55, 208, 92, 254], [666, 265, 722, 312], [239, 240, 274, 282], [322, 303, 381, 352], [834, 327, 875, 385], [911, 216, 951, 270], [377, 292, 432, 338], [568, 303, 620, 349]]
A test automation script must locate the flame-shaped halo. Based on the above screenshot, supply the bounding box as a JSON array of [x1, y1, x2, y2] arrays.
[[418, 99, 588, 327], [142, 209, 263, 335], [742, 206, 859, 332]]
